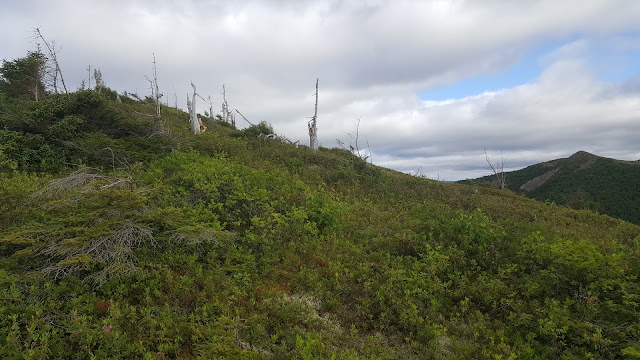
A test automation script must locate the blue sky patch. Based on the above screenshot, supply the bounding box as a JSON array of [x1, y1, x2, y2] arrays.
[[420, 33, 640, 101]]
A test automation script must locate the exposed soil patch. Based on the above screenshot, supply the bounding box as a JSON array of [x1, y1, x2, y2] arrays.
[[520, 168, 560, 192], [579, 157, 597, 170]]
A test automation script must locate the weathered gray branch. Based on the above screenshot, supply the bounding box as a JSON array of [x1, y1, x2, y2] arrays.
[[235, 109, 253, 126], [33, 28, 68, 96]]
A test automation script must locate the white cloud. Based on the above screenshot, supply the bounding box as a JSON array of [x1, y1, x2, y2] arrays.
[[354, 58, 640, 178]]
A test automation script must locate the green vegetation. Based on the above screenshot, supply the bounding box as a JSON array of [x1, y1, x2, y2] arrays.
[[0, 50, 47, 101], [467, 151, 640, 225], [243, 121, 275, 137], [2, 52, 640, 359]]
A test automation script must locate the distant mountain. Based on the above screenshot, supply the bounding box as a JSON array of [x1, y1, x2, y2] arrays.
[[464, 151, 640, 224]]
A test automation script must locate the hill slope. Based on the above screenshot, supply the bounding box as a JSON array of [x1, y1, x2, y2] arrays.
[[2, 91, 640, 359], [467, 151, 640, 225]]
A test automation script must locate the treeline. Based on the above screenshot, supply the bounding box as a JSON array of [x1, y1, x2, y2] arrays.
[[468, 152, 640, 225]]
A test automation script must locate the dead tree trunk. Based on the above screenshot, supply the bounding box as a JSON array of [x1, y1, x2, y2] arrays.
[[221, 84, 234, 127], [308, 78, 319, 152], [151, 54, 160, 118], [235, 109, 253, 126], [208, 96, 214, 122], [221, 85, 227, 123], [143, 54, 162, 133], [87, 64, 92, 89], [31, 51, 44, 101], [190, 82, 200, 134], [186, 94, 192, 122], [172, 85, 178, 109], [143, 54, 161, 118], [34, 80, 39, 102]]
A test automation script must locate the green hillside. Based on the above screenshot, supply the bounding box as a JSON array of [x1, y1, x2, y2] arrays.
[[2, 61, 640, 358], [466, 151, 640, 225]]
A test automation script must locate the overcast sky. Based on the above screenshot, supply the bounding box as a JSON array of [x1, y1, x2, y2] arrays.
[[2, 0, 640, 180]]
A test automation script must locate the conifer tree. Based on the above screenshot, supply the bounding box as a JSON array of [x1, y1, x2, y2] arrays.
[[0, 51, 47, 101]]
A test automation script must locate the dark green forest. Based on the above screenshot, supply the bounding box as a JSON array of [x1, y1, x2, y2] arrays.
[[2, 51, 640, 359], [466, 151, 640, 225]]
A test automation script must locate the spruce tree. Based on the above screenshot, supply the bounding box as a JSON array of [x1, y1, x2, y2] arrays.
[[0, 51, 47, 101]]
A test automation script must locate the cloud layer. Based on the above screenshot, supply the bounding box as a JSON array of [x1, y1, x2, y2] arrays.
[[2, 0, 640, 180]]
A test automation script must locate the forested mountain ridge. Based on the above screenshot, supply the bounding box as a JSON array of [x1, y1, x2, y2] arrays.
[[464, 151, 640, 225], [2, 52, 640, 359]]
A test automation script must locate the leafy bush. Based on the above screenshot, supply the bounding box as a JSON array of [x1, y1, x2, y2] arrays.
[[48, 114, 84, 140], [242, 121, 274, 137]]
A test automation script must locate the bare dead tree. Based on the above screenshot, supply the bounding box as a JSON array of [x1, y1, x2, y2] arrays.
[[143, 53, 161, 118], [484, 147, 507, 190], [172, 84, 178, 109], [32, 28, 68, 96], [221, 84, 236, 127], [308, 78, 319, 152], [350, 118, 367, 161], [190, 83, 200, 134], [186, 93, 192, 122], [221, 85, 228, 123], [189, 82, 208, 134], [208, 96, 214, 122], [152, 54, 160, 117], [86, 64, 92, 89], [336, 118, 372, 162]]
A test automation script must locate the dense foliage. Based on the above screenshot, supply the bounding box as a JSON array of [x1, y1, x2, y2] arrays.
[[1, 66, 640, 358], [0, 51, 47, 101], [243, 121, 275, 137], [466, 151, 640, 225]]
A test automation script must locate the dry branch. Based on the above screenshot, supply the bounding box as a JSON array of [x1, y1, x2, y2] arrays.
[[235, 109, 253, 126], [42, 223, 155, 285], [484, 147, 507, 190], [32, 28, 68, 95]]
